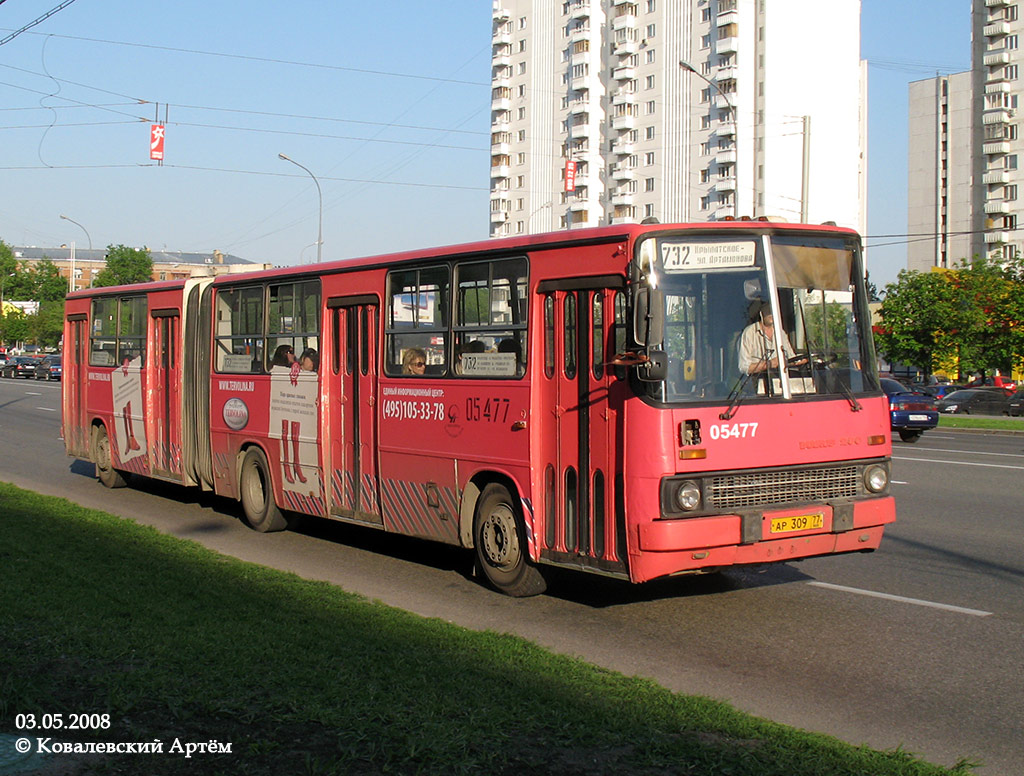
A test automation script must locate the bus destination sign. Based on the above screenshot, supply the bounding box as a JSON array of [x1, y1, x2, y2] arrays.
[[661, 240, 756, 272]]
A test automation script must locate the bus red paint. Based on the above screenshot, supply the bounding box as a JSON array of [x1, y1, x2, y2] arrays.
[[63, 222, 894, 596]]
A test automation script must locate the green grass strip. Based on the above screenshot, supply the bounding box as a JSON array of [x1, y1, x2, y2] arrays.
[[0, 483, 976, 775], [937, 415, 1024, 431]]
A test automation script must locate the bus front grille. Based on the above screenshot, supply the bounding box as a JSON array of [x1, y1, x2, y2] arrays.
[[707, 465, 860, 510]]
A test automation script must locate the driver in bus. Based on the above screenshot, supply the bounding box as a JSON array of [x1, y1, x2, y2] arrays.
[[738, 300, 804, 375]]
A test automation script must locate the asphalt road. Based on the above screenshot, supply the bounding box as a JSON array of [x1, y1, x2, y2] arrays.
[[2, 377, 1022, 775]]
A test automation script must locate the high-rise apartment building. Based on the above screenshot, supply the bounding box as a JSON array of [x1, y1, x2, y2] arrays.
[[489, 0, 866, 237], [908, 0, 1024, 270], [907, 73, 974, 273]]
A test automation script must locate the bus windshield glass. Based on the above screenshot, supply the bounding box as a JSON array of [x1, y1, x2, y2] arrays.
[[637, 232, 878, 404]]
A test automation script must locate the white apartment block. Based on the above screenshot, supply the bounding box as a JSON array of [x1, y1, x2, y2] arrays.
[[489, 0, 866, 237], [973, 0, 1023, 262], [907, 73, 975, 273], [910, 0, 1024, 270]]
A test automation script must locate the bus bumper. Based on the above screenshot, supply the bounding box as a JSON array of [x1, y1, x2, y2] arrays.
[[632, 496, 895, 584]]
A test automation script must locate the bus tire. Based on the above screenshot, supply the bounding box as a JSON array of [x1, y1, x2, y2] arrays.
[[239, 448, 288, 533], [473, 483, 546, 597], [92, 425, 127, 489]]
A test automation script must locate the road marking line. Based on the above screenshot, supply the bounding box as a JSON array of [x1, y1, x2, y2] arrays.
[[916, 447, 1024, 459], [808, 581, 993, 617], [892, 455, 1024, 471], [891, 480, 909, 484], [35, 407, 57, 412], [25, 391, 42, 395]]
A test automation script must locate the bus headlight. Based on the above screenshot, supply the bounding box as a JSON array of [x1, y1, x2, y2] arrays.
[[864, 464, 888, 493], [675, 480, 702, 511]]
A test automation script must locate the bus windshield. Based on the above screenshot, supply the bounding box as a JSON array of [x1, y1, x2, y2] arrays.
[[636, 232, 878, 404]]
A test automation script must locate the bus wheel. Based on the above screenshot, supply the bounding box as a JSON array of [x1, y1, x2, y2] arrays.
[[92, 425, 127, 489], [898, 429, 922, 443], [473, 483, 546, 597], [239, 448, 288, 533]]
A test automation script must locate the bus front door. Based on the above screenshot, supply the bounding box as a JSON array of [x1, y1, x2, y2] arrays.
[[542, 281, 628, 576], [329, 300, 382, 525]]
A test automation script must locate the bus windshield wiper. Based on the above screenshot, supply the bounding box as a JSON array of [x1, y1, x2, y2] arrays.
[[720, 353, 770, 420]]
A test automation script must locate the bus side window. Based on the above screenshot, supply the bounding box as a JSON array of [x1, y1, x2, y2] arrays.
[[384, 266, 449, 377]]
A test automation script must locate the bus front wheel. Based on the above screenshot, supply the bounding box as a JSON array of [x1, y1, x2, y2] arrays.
[[473, 483, 546, 597], [239, 448, 288, 533], [92, 425, 127, 489]]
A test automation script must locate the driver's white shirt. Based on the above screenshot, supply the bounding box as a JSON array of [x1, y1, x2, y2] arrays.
[[738, 321, 796, 374]]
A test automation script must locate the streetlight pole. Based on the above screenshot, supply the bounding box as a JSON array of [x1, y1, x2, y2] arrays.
[[679, 59, 738, 220], [278, 153, 323, 264], [60, 214, 92, 293]]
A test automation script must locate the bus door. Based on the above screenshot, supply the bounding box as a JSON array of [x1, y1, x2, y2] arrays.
[[150, 310, 182, 479], [540, 278, 628, 575], [64, 314, 90, 458], [328, 297, 382, 525]]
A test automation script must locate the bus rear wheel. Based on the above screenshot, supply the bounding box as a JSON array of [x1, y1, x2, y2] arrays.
[[92, 425, 127, 489], [239, 448, 288, 533], [473, 483, 546, 597]]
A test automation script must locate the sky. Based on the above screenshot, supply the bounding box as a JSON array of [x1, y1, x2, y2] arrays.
[[0, 1, 971, 289]]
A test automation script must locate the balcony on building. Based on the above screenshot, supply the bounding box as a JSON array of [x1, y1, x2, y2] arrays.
[[714, 176, 737, 192], [611, 138, 635, 155], [568, 97, 590, 115], [493, 73, 511, 90], [612, 12, 638, 31], [492, 29, 511, 46], [569, 25, 591, 44], [985, 200, 1011, 214], [492, 52, 511, 69], [490, 200, 511, 223], [614, 37, 639, 56], [716, 36, 738, 54], [612, 113, 637, 131], [611, 190, 635, 206], [717, 9, 738, 26], [984, 231, 1009, 243], [984, 21, 1010, 36], [716, 119, 737, 137], [492, 4, 510, 22], [569, 0, 590, 20], [716, 65, 738, 82], [984, 140, 1011, 155], [712, 205, 734, 220], [982, 108, 1011, 124], [984, 48, 1010, 66], [985, 79, 1010, 93], [610, 163, 635, 181], [491, 158, 511, 179], [611, 88, 635, 106], [715, 148, 737, 164], [983, 169, 1010, 184], [986, 0, 1009, 5], [571, 48, 592, 68], [568, 198, 590, 212], [612, 64, 637, 81], [714, 92, 735, 110]]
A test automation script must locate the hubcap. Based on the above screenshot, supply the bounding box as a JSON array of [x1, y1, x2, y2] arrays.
[[481, 505, 519, 569]]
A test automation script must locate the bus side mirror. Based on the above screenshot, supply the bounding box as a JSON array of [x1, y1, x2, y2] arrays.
[[633, 287, 664, 347], [636, 349, 668, 382]]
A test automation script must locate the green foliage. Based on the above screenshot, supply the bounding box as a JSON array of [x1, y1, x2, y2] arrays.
[[92, 244, 154, 287], [876, 257, 1024, 379], [0, 240, 66, 346]]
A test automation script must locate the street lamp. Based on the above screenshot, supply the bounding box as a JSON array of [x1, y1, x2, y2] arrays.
[[278, 153, 323, 264], [679, 59, 738, 219], [60, 214, 93, 293]]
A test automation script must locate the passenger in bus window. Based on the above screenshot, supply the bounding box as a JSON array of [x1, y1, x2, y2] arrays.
[[271, 344, 296, 367], [299, 348, 319, 372], [454, 339, 486, 375], [498, 337, 523, 375], [402, 347, 427, 376]]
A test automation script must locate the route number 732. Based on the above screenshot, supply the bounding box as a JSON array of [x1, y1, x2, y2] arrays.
[[708, 422, 758, 440]]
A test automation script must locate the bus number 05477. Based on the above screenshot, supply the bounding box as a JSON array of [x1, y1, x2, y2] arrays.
[[708, 422, 758, 440]]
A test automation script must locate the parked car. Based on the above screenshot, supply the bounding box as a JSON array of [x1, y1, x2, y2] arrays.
[[919, 383, 965, 399], [1007, 389, 1024, 417], [966, 375, 1016, 393], [880, 378, 939, 443], [34, 354, 62, 381], [935, 388, 1011, 415], [1, 356, 39, 379]]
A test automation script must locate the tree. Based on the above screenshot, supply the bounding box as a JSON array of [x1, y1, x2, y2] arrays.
[[864, 270, 881, 303], [92, 244, 154, 287], [875, 270, 960, 377]]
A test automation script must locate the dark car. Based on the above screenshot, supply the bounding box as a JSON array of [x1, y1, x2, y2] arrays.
[[935, 388, 1011, 416], [1, 356, 40, 379], [880, 378, 939, 443], [35, 354, 62, 381], [1005, 389, 1024, 417]]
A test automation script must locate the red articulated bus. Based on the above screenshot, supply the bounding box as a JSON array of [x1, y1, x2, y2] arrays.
[[63, 222, 894, 596]]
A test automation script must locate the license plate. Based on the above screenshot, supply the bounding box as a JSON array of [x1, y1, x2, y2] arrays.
[[908, 414, 930, 421], [770, 513, 824, 534]]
